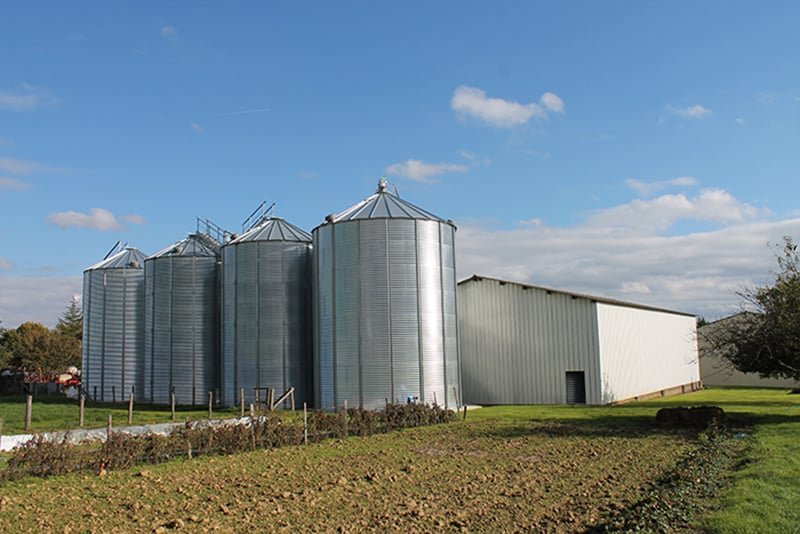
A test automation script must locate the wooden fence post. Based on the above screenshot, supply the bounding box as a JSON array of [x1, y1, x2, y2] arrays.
[[127, 390, 134, 425], [291, 389, 296, 411], [79, 394, 85, 427], [208, 391, 213, 419], [107, 414, 113, 441], [268, 388, 274, 412], [171, 390, 176, 421], [240, 388, 245, 417], [25, 394, 32, 432], [343, 399, 348, 438], [303, 402, 308, 445]]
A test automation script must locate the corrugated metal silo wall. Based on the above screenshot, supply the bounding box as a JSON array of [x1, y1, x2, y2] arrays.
[[313, 219, 459, 410], [458, 279, 602, 405], [81, 268, 145, 402], [221, 240, 312, 407], [596, 303, 699, 403], [144, 256, 219, 405]]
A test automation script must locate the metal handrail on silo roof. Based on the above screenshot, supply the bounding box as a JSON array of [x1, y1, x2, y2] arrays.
[[241, 200, 276, 232]]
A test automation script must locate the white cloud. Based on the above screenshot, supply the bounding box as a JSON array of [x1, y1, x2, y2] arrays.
[[667, 104, 712, 120], [451, 86, 556, 127], [0, 258, 14, 271], [0, 83, 58, 111], [160, 25, 179, 44], [540, 92, 565, 113], [625, 176, 698, 197], [385, 159, 469, 184], [589, 188, 763, 231], [121, 214, 147, 225], [735, 117, 745, 125], [456, 189, 791, 319], [458, 150, 477, 161], [0, 157, 56, 175], [191, 122, 205, 133], [0, 275, 82, 328], [47, 208, 145, 231], [0, 177, 30, 191]]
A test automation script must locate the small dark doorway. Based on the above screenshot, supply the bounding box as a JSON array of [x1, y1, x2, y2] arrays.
[[566, 371, 586, 404]]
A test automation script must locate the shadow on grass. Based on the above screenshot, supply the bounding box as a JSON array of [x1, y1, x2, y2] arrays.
[[467, 409, 798, 440]]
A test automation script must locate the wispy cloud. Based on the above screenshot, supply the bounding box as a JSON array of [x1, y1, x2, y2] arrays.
[[160, 25, 179, 45], [0, 177, 30, 191], [664, 104, 712, 121], [0, 157, 57, 175], [385, 159, 469, 184], [625, 176, 697, 197], [191, 122, 205, 133], [735, 117, 745, 126], [0, 258, 14, 271], [47, 208, 146, 231], [451, 86, 565, 127], [215, 107, 271, 117], [457, 189, 794, 318], [0, 83, 58, 111]]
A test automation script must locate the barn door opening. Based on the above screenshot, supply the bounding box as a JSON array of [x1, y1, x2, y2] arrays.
[[566, 371, 586, 405]]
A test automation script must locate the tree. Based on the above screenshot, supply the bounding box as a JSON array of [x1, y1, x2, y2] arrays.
[[3, 322, 81, 372], [56, 296, 83, 341], [0, 320, 11, 368], [709, 236, 800, 381]]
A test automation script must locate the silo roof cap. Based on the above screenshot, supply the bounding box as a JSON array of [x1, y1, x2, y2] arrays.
[[229, 217, 311, 244], [149, 233, 221, 259], [85, 246, 147, 271], [326, 179, 450, 224]]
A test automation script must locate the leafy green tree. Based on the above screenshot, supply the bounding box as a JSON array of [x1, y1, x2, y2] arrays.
[[3, 322, 81, 372], [0, 320, 11, 368], [56, 296, 83, 341], [710, 237, 800, 381]]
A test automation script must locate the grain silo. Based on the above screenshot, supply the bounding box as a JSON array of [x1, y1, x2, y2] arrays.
[[221, 217, 313, 407], [313, 179, 460, 410], [144, 233, 221, 405], [82, 246, 147, 402]]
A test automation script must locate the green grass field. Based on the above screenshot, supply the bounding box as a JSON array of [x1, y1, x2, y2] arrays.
[[0, 387, 796, 532], [0, 393, 243, 435]]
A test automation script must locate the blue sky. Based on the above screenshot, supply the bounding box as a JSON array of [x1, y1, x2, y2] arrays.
[[2, 2, 799, 327]]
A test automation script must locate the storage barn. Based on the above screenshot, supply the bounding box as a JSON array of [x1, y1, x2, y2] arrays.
[[458, 275, 701, 405], [144, 233, 221, 405], [82, 246, 147, 402], [221, 217, 313, 408], [313, 179, 460, 410], [698, 314, 799, 389]]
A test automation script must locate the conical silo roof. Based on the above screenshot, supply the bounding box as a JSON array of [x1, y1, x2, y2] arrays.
[[150, 233, 221, 259], [327, 178, 449, 223], [85, 247, 147, 271], [231, 217, 311, 244]]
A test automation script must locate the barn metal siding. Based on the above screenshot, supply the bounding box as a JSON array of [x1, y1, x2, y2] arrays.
[[595, 303, 699, 403], [458, 278, 602, 405]]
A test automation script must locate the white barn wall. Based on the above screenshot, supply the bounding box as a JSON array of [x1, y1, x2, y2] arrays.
[[596, 303, 699, 403], [459, 279, 602, 405]]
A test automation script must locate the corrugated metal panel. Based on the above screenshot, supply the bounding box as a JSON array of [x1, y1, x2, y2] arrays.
[[81, 253, 145, 403], [315, 225, 335, 409], [458, 278, 601, 405], [144, 236, 219, 406], [333, 222, 360, 407], [596, 303, 699, 403], [418, 221, 445, 406], [441, 224, 459, 407], [389, 220, 420, 403], [221, 235, 312, 407]]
